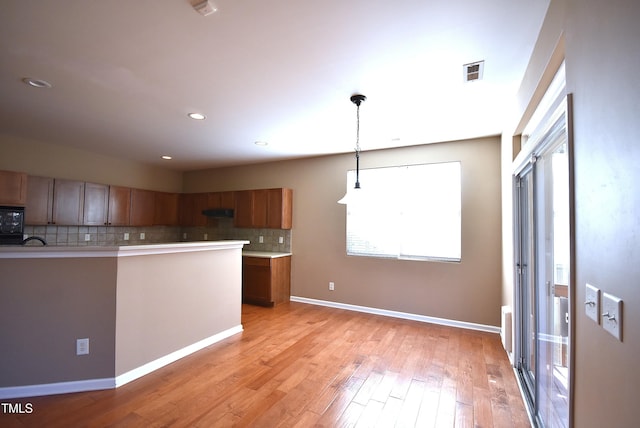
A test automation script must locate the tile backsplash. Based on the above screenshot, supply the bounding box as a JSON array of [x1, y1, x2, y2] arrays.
[[23, 218, 292, 252], [23, 225, 182, 246], [181, 218, 292, 252]]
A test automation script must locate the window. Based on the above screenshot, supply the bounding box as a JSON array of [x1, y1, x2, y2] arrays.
[[345, 161, 461, 262]]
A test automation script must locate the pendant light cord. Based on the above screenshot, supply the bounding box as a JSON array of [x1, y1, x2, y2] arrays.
[[355, 102, 361, 188]]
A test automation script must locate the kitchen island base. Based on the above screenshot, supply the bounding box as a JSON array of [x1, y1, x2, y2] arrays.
[[0, 241, 248, 399]]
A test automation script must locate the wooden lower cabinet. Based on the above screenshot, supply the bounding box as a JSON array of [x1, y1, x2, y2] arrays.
[[242, 255, 291, 307]]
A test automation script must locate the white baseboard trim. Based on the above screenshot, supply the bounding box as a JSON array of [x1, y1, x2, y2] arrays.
[[0, 378, 115, 400], [0, 324, 243, 400], [115, 324, 243, 387], [290, 296, 500, 334]]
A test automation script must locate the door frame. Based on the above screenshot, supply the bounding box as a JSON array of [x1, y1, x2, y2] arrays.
[[512, 65, 575, 426]]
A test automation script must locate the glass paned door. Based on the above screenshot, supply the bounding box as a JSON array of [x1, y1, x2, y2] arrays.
[[514, 115, 571, 428]]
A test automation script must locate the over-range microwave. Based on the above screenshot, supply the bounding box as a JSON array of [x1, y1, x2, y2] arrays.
[[0, 206, 25, 245]]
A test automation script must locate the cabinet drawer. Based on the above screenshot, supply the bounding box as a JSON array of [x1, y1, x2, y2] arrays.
[[242, 256, 271, 267]]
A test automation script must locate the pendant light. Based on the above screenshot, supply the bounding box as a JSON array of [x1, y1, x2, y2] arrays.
[[338, 94, 366, 204]]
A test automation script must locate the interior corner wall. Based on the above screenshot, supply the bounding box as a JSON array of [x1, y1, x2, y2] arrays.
[[500, 0, 567, 310], [184, 136, 503, 327], [503, 0, 640, 426], [0, 133, 183, 192]]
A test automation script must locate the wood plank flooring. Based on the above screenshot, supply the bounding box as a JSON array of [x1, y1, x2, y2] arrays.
[[2, 302, 531, 427]]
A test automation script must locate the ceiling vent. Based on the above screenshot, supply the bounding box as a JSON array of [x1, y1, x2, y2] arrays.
[[193, 0, 217, 16], [463, 61, 484, 82]]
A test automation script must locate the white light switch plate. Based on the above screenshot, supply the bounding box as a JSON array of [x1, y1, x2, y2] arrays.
[[601, 292, 623, 341], [585, 283, 600, 323]]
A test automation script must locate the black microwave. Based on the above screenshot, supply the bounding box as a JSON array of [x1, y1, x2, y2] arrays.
[[0, 206, 25, 245]]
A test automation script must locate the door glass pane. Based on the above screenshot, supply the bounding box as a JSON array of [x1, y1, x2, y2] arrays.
[[517, 170, 536, 400], [536, 141, 570, 427]]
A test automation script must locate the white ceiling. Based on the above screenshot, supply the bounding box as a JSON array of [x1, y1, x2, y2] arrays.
[[0, 0, 549, 171]]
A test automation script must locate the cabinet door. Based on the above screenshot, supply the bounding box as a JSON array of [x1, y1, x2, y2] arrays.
[[52, 179, 85, 225], [207, 192, 222, 209], [130, 188, 155, 226], [154, 192, 179, 226], [242, 257, 272, 305], [179, 193, 208, 226], [83, 182, 109, 225], [25, 176, 54, 225], [271, 256, 292, 305], [220, 191, 235, 209], [234, 190, 254, 228], [0, 170, 28, 206], [267, 188, 293, 229], [252, 189, 268, 227], [108, 186, 131, 226]]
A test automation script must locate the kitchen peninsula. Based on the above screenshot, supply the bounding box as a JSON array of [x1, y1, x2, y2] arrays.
[[0, 240, 248, 399]]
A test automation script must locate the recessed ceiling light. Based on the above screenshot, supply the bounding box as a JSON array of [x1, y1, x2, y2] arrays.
[[22, 77, 52, 88], [188, 112, 206, 120], [161, 155, 172, 160], [254, 141, 269, 146]]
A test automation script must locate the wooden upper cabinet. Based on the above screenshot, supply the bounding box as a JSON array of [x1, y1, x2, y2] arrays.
[[267, 188, 293, 229], [234, 188, 292, 229], [220, 191, 235, 209], [130, 188, 155, 226], [0, 170, 28, 206], [179, 193, 209, 227], [154, 192, 179, 226], [25, 175, 54, 225], [83, 182, 109, 225], [52, 179, 85, 225], [233, 190, 254, 228], [206, 191, 235, 210], [252, 189, 269, 228], [108, 186, 131, 226]]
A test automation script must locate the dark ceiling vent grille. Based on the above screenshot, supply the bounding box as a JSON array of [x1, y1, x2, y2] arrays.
[[464, 61, 484, 82]]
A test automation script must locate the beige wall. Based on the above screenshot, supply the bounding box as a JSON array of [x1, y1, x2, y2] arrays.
[[0, 133, 182, 192], [502, 0, 640, 426], [185, 137, 503, 327], [0, 258, 117, 386], [115, 249, 242, 376]]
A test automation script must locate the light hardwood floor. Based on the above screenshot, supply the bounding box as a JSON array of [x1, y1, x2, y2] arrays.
[[2, 302, 531, 427]]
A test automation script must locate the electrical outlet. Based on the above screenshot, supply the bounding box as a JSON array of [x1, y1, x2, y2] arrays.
[[259, 236, 264, 243], [76, 338, 89, 355], [124, 232, 129, 241], [585, 283, 600, 323], [140, 232, 145, 240], [329, 282, 335, 291], [84, 234, 91, 241], [601, 292, 623, 341], [279, 236, 284, 244], [204, 233, 208, 240], [182, 233, 187, 240]]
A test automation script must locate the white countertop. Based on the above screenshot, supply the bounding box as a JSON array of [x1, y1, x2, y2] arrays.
[[242, 251, 292, 258], [0, 240, 250, 259]]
